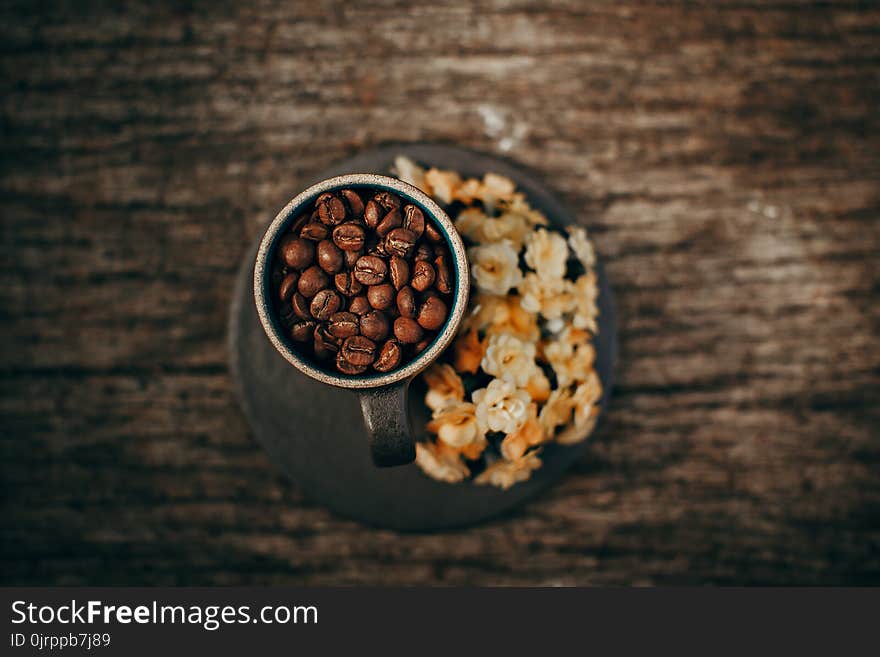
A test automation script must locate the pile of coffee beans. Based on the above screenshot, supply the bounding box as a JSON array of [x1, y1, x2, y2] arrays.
[[271, 188, 454, 375]]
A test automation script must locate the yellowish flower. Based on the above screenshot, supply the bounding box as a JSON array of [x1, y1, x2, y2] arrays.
[[498, 196, 548, 227], [469, 241, 523, 296], [539, 387, 574, 436], [473, 378, 531, 435], [571, 271, 599, 334], [415, 442, 470, 484], [452, 329, 485, 374], [423, 363, 465, 412], [500, 403, 545, 460], [567, 226, 596, 270], [426, 401, 485, 449], [391, 156, 427, 193], [474, 451, 542, 490], [571, 370, 602, 428], [519, 273, 575, 320], [524, 228, 569, 280], [481, 333, 537, 388], [525, 368, 551, 403], [454, 208, 531, 249], [465, 293, 539, 343], [543, 327, 595, 387], [423, 168, 462, 205]]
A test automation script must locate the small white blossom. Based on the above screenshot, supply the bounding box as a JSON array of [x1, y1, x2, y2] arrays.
[[474, 451, 542, 490], [524, 228, 569, 280], [481, 333, 538, 388], [469, 241, 523, 296], [519, 273, 575, 320], [567, 226, 596, 270], [473, 378, 531, 435], [415, 442, 470, 484]]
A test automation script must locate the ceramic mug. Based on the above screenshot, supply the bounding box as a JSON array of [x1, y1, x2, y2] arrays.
[[253, 174, 470, 467]]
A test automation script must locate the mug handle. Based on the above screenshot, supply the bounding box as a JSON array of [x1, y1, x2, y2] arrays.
[[358, 380, 416, 467]]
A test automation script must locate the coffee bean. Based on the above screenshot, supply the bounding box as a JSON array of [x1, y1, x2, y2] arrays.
[[291, 320, 316, 342], [367, 283, 395, 310], [413, 337, 432, 355], [376, 208, 402, 237], [424, 220, 443, 243], [344, 248, 362, 269], [290, 213, 310, 236], [348, 295, 371, 316], [417, 295, 447, 330], [332, 222, 365, 251], [410, 260, 435, 292], [364, 200, 383, 228], [310, 289, 342, 320], [394, 316, 424, 344], [360, 310, 389, 341], [402, 205, 425, 238], [396, 286, 416, 318], [336, 352, 367, 375], [318, 194, 347, 225], [282, 237, 315, 270], [353, 255, 387, 285], [340, 189, 364, 217], [313, 327, 339, 360], [373, 340, 402, 372], [279, 272, 299, 301], [389, 256, 410, 290], [414, 243, 433, 262], [328, 311, 360, 339], [300, 222, 329, 241], [278, 302, 297, 329], [334, 271, 363, 297], [316, 240, 344, 274], [342, 335, 376, 367], [292, 292, 312, 319], [314, 323, 342, 347], [385, 227, 417, 258], [298, 266, 330, 298], [373, 191, 401, 211], [434, 254, 453, 294]]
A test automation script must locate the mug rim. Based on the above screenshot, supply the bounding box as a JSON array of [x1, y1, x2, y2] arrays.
[[254, 173, 470, 390]]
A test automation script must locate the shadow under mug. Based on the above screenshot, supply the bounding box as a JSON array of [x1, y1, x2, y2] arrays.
[[253, 174, 470, 467]]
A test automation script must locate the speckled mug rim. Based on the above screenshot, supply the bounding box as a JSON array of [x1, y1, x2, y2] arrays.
[[254, 173, 470, 390]]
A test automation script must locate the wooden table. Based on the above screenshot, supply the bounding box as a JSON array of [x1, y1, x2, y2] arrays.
[[2, 1, 878, 585]]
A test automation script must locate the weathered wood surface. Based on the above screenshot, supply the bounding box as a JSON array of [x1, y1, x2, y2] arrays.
[[2, 1, 879, 585]]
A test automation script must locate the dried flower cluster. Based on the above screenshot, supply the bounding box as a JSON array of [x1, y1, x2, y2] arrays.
[[392, 156, 602, 489]]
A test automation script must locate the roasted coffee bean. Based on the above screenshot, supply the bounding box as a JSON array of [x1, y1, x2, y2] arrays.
[[316, 239, 344, 274], [360, 310, 389, 342], [300, 222, 329, 241], [413, 337, 432, 354], [310, 289, 342, 320], [291, 320, 316, 342], [364, 200, 383, 228], [282, 237, 315, 270], [410, 260, 435, 292], [348, 295, 371, 316], [402, 205, 425, 238], [278, 302, 297, 329], [318, 194, 347, 225], [424, 220, 443, 243], [385, 228, 417, 258], [328, 311, 360, 339], [394, 316, 423, 344], [389, 256, 410, 290], [434, 255, 453, 294], [340, 189, 364, 217], [341, 335, 376, 367], [373, 191, 401, 211], [373, 340, 402, 372], [344, 248, 362, 269], [353, 255, 387, 285], [334, 271, 363, 297], [396, 286, 416, 318], [279, 272, 299, 301], [367, 283, 396, 310], [336, 352, 367, 375], [368, 239, 389, 258], [417, 295, 448, 330], [298, 266, 330, 298], [376, 208, 402, 237], [313, 327, 339, 360], [332, 222, 365, 251], [292, 292, 312, 319], [314, 323, 342, 346], [414, 243, 433, 262]]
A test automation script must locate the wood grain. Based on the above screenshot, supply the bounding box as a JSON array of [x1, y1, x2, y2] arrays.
[[2, 0, 879, 585]]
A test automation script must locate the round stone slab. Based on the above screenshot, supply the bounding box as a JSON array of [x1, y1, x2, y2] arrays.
[[228, 144, 617, 531]]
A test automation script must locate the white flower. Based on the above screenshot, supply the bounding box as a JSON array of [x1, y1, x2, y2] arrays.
[[567, 226, 596, 270], [519, 273, 575, 320], [524, 228, 569, 280], [572, 370, 602, 428], [543, 327, 595, 386], [455, 208, 531, 249], [469, 241, 523, 296], [473, 378, 531, 435], [539, 388, 574, 436], [571, 271, 599, 334], [474, 451, 542, 490], [426, 402, 485, 449], [391, 156, 427, 193], [481, 333, 537, 387], [423, 363, 465, 412], [423, 168, 462, 205], [415, 442, 470, 484]]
